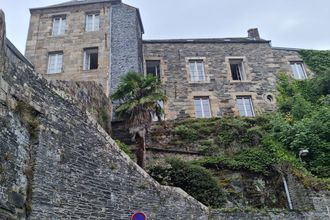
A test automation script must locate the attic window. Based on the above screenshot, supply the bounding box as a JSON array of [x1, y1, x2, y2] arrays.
[[290, 62, 307, 80], [83, 48, 98, 70], [230, 59, 246, 80]]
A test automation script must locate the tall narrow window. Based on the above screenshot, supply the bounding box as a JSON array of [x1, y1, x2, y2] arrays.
[[194, 97, 211, 118], [230, 59, 246, 80], [146, 60, 161, 80], [52, 16, 66, 36], [290, 62, 307, 80], [85, 13, 100, 32], [189, 60, 205, 81], [84, 48, 98, 70], [47, 52, 63, 74], [236, 96, 255, 117]]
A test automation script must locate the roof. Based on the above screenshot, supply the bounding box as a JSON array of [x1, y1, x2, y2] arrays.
[[143, 37, 271, 44], [30, 0, 121, 11], [5, 38, 34, 68], [272, 46, 302, 51]]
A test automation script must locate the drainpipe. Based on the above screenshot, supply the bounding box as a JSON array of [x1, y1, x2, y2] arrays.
[[282, 176, 293, 210]]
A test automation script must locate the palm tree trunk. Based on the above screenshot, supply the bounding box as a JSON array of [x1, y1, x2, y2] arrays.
[[135, 133, 146, 168]]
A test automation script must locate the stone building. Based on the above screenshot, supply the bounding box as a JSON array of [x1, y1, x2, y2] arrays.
[[25, 0, 144, 95], [25, 0, 312, 120]]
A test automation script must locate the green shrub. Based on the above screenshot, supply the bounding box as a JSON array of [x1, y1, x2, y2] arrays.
[[175, 125, 198, 141], [115, 140, 134, 159], [148, 158, 226, 208], [194, 148, 277, 176]]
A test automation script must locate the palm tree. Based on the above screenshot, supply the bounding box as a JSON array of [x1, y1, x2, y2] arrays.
[[111, 72, 166, 168]]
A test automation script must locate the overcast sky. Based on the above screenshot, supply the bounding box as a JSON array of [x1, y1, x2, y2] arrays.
[[1, 0, 330, 54]]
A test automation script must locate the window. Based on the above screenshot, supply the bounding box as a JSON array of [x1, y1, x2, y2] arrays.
[[290, 62, 307, 80], [47, 52, 63, 74], [194, 97, 211, 118], [236, 96, 255, 117], [230, 59, 246, 80], [52, 16, 66, 36], [146, 60, 161, 79], [85, 13, 100, 32], [84, 48, 98, 70], [189, 60, 205, 81]]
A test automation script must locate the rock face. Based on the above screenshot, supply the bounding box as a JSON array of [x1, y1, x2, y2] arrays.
[[0, 15, 208, 219]]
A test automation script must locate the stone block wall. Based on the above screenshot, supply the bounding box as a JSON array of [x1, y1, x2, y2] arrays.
[[109, 3, 144, 95], [50, 80, 112, 134], [25, 2, 112, 93]]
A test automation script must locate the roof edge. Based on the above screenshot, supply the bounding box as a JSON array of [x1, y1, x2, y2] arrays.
[[30, 0, 120, 12], [143, 38, 271, 44], [5, 38, 34, 68]]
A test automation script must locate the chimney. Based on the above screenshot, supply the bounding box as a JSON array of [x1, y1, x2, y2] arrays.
[[248, 28, 260, 39]]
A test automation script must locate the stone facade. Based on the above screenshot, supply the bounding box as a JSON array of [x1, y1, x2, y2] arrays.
[[25, 0, 143, 96], [143, 40, 312, 120]]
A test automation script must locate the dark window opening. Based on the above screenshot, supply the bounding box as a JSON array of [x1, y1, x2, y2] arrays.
[[84, 48, 98, 70], [146, 60, 161, 79], [230, 59, 246, 80]]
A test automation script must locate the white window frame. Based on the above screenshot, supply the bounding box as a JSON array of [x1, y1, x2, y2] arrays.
[[85, 13, 100, 32], [236, 96, 255, 117], [290, 62, 307, 80], [194, 97, 211, 118], [230, 59, 246, 80], [83, 48, 98, 70], [47, 52, 63, 74], [52, 16, 66, 36], [189, 60, 206, 81]]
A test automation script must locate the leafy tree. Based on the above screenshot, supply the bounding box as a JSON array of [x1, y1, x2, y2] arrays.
[[111, 72, 166, 168], [273, 52, 330, 177]]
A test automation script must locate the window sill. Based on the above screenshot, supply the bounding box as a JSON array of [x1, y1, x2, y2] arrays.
[[83, 69, 99, 72], [49, 35, 66, 38], [229, 80, 252, 83], [46, 72, 64, 75], [188, 80, 211, 84]]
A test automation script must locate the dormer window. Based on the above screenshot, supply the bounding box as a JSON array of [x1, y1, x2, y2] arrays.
[[290, 62, 307, 80], [52, 16, 66, 36], [85, 13, 100, 32]]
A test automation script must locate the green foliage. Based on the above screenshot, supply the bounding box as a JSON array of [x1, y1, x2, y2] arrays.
[[111, 72, 166, 123], [148, 158, 226, 208], [299, 50, 330, 74], [274, 51, 330, 178], [115, 140, 134, 159], [194, 147, 277, 176], [173, 116, 269, 155], [175, 125, 198, 141]]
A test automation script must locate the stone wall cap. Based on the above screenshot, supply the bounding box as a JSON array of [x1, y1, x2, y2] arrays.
[[30, 0, 121, 12], [5, 38, 34, 68], [143, 37, 271, 44], [272, 46, 304, 51]]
